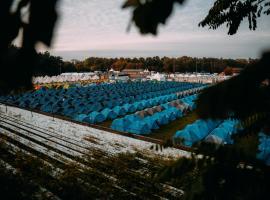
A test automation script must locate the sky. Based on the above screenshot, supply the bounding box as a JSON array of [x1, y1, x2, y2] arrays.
[[48, 0, 270, 60]]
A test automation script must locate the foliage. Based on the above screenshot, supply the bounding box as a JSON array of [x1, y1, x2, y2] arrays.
[[0, 0, 59, 93], [123, 0, 270, 35], [33, 53, 255, 75], [158, 138, 270, 200], [122, 0, 186, 35], [199, 0, 270, 35]]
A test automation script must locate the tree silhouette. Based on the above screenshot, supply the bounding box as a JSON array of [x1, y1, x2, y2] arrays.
[[0, 0, 59, 94], [123, 0, 270, 35]]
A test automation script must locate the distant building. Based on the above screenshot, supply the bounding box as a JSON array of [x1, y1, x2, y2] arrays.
[[109, 73, 129, 82], [121, 69, 144, 79]]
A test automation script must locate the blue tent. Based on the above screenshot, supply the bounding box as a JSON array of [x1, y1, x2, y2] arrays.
[[163, 111, 176, 121], [126, 121, 151, 135], [133, 102, 144, 111], [101, 108, 117, 120], [123, 103, 136, 113], [88, 111, 105, 123], [149, 99, 158, 106], [62, 107, 76, 117], [166, 107, 182, 118], [205, 119, 219, 130], [90, 103, 103, 112], [140, 100, 151, 109], [152, 113, 169, 125], [113, 106, 127, 116], [143, 117, 159, 130], [185, 124, 205, 142], [102, 100, 114, 108], [73, 114, 88, 122], [174, 130, 193, 147], [124, 114, 141, 122], [196, 120, 211, 134], [161, 103, 172, 110], [111, 118, 128, 132], [40, 103, 53, 113]]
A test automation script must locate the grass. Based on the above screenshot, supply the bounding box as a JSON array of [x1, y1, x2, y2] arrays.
[[149, 111, 199, 141], [98, 119, 113, 128]]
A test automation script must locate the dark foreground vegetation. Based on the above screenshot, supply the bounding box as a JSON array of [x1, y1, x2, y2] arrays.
[[0, 137, 183, 199], [1, 130, 270, 200]]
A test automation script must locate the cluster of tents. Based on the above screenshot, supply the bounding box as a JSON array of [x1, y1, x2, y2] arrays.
[[0, 82, 204, 123], [72, 93, 178, 124], [32, 72, 100, 84], [111, 104, 183, 135], [174, 119, 239, 147]]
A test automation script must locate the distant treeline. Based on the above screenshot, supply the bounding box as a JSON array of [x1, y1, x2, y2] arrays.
[[10, 46, 258, 76]]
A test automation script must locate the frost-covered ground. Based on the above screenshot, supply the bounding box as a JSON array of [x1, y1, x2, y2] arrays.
[[0, 104, 190, 159]]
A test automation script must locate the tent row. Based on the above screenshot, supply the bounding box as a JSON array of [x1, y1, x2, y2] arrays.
[[174, 119, 240, 147], [0, 82, 204, 110], [71, 93, 189, 124], [111, 105, 183, 135], [0, 83, 202, 120], [174, 119, 221, 147]]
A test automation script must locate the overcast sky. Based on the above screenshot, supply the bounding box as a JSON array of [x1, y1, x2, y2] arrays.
[[49, 0, 270, 60]]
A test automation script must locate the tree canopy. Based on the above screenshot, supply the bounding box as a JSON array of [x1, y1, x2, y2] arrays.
[[123, 0, 270, 35]]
